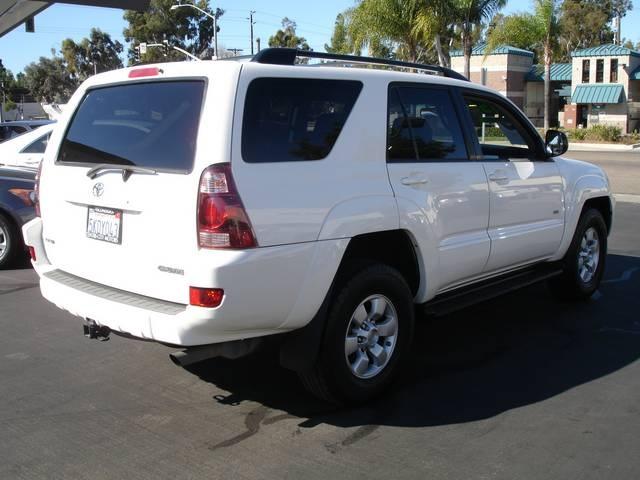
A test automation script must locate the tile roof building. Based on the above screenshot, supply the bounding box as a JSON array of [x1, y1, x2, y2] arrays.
[[450, 43, 640, 133]]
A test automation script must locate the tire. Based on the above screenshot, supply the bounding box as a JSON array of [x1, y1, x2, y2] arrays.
[[299, 263, 414, 405], [0, 213, 21, 269], [548, 208, 607, 301]]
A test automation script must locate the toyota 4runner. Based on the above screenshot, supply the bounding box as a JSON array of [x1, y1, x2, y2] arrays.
[[23, 48, 614, 404]]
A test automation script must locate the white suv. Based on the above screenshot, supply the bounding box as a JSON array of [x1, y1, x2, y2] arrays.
[[23, 49, 614, 404]]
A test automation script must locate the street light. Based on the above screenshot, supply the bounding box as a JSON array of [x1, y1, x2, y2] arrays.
[[170, 3, 222, 58]]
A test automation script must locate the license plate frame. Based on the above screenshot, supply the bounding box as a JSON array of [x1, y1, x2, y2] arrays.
[[86, 206, 123, 245]]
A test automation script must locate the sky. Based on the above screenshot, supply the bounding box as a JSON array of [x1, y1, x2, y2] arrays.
[[0, 0, 639, 75]]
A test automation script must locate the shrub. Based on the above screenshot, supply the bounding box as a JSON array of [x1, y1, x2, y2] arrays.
[[587, 124, 621, 142], [565, 125, 621, 143]]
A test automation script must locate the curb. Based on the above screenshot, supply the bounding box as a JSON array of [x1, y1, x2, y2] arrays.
[[568, 143, 640, 152]]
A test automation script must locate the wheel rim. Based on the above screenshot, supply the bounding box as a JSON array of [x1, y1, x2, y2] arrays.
[[344, 294, 398, 379], [0, 224, 7, 260], [578, 227, 600, 284]]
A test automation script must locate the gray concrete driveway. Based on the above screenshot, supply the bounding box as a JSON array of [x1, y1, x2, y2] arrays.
[[1, 169, 639, 479]]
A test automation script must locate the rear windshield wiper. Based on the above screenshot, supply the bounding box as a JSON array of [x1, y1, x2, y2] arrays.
[[86, 164, 158, 182]]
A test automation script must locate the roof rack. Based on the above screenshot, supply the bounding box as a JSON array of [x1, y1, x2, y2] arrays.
[[251, 48, 468, 82]]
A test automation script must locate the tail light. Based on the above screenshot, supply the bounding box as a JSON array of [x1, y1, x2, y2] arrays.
[[28, 246, 36, 261], [33, 161, 42, 217], [197, 163, 257, 249]]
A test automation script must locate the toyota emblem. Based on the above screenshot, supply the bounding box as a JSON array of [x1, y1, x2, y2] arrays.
[[92, 183, 104, 198]]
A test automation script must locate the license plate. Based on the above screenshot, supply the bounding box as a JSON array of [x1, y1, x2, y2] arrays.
[[86, 206, 123, 244]]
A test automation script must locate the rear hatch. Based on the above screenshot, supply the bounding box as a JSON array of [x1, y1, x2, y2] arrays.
[[40, 78, 207, 304]]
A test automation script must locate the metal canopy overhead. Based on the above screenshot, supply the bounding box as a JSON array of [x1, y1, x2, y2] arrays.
[[0, 1, 150, 38], [572, 84, 624, 105]]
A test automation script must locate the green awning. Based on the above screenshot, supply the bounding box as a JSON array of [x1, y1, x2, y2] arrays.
[[571, 84, 623, 104]]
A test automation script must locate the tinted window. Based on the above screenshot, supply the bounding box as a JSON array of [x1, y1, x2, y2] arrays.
[[388, 86, 467, 162], [242, 78, 362, 163], [21, 133, 51, 154], [0, 126, 27, 142], [58, 81, 205, 172], [463, 95, 534, 160]]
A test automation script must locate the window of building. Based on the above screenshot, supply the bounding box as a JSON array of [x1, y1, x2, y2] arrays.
[[582, 60, 590, 83], [242, 78, 362, 163], [387, 86, 468, 162], [596, 59, 604, 83], [610, 59, 618, 82]]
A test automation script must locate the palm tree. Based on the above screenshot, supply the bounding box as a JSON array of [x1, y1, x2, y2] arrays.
[[456, 0, 507, 79], [347, 0, 431, 63], [486, 0, 560, 130]]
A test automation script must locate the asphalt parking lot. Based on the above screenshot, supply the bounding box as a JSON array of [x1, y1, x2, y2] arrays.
[[1, 158, 639, 479]]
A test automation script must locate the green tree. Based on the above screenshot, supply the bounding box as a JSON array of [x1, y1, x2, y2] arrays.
[[457, 0, 507, 79], [23, 53, 78, 103], [487, 0, 561, 130], [61, 28, 123, 80], [559, 0, 613, 56], [268, 18, 311, 50], [325, 12, 352, 54], [347, 0, 434, 63], [123, 0, 216, 64]]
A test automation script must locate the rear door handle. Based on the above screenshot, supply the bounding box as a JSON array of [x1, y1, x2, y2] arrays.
[[401, 176, 428, 186]]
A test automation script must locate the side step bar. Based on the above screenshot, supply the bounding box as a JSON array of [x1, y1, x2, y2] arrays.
[[422, 263, 563, 316]]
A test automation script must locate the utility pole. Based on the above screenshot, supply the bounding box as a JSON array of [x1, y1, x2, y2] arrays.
[[248, 11, 256, 55], [213, 7, 223, 58], [256, 37, 261, 52], [228, 48, 244, 56]]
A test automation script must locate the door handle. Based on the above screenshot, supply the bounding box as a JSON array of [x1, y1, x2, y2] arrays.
[[401, 176, 428, 186], [488, 171, 509, 182]]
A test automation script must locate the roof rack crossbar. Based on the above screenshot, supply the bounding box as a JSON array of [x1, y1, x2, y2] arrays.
[[251, 48, 468, 81]]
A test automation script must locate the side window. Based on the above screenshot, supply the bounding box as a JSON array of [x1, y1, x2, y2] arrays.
[[21, 133, 51, 154], [242, 78, 363, 163], [387, 86, 468, 162], [8, 126, 27, 139], [463, 95, 534, 160]]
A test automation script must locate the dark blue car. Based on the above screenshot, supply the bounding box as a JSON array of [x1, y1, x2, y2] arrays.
[[0, 167, 36, 268]]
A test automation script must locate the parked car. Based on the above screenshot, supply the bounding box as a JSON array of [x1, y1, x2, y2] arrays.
[[0, 167, 36, 268], [0, 123, 55, 169], [23, 48, 614, 404], [0, 120, 54, 143]]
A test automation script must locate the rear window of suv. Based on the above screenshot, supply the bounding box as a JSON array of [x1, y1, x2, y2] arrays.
[[242, 78, 362, 163], [58, 81, 205, 172]]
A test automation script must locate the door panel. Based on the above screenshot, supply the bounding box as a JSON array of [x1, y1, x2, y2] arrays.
[[461, 93, 564, 273], [483, 160, 564, 272], [386, 85, 490, 291]]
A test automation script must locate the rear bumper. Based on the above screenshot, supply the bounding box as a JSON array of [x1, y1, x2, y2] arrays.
[[39, 268, 281, 345], [22, 218, 347, 346]]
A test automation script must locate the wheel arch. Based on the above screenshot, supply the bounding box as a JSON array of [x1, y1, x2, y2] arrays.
[[280, 229, 422, 372]]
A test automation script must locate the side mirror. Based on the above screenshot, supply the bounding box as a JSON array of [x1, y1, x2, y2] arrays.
[[545, 129, 568, 157]]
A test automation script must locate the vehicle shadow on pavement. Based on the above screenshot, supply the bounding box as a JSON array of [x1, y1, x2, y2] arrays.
[[186, 254, 640, 431]]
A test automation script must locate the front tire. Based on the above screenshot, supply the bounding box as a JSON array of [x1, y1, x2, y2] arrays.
[[300, 263, 414, 405], [0, 213, 21, 269], [549, 208, 607, 300]]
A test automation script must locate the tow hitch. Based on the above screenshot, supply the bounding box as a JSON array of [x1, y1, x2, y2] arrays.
[[83, 319, 110, 341]]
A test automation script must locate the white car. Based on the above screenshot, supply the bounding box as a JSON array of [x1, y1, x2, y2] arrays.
[[0, 123, 55, 169], [23, 49, 614, 404]]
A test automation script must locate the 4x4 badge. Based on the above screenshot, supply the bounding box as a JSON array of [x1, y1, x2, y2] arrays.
[[92, 183, 104, 198]]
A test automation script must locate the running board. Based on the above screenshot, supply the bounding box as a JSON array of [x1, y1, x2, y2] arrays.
[[422, 264, 563, 316]]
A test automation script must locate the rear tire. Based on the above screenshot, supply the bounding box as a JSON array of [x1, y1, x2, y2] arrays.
[[299, 263, 414, 405], [0, 213, 20, 269], [548, 208, 607, 301]]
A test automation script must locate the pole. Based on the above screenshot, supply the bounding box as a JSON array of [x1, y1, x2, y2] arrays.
[[248, 11, 255, 55], [256, 37, 261, 52], [214, 14, 218, 58]]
